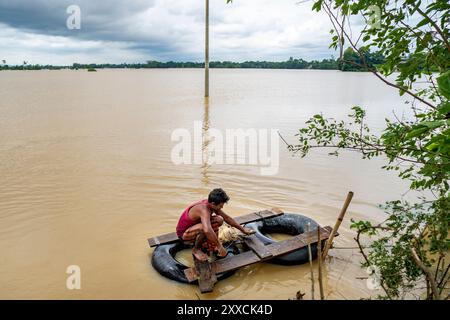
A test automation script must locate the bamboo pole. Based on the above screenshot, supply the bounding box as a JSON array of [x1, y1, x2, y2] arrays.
[[322, 191, 354, 260], [306, 222, 315, 300], [204, 0, 210, 98], [317, 226, 324, 300]]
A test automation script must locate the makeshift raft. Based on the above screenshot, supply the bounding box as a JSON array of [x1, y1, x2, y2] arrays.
[[147, 208, 337, 293], [147, 208, 283, 247]]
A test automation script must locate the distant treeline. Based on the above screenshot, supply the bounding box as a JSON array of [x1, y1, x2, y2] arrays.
[[0, 64, 68, 70], [68, 58, 341, 70], [0, 48, 386, 71]]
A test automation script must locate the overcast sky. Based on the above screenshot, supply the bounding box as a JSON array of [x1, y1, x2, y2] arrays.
[[0, 0, 346, 65]]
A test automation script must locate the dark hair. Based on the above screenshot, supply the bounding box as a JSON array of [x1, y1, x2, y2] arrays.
[[208, 188, 230, 205]]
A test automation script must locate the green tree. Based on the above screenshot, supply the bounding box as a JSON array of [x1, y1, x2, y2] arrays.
[[288, 0, 449, 299], [340, 47, 386, 71]]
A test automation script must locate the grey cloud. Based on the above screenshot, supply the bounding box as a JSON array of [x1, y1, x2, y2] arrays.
[[0, 0, 335, 64], [0, 1, 154, 38]]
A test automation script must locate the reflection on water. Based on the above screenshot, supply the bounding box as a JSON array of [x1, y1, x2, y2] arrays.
[[0, 69, 415, 299], [175, 250, 195, 268], [201, 98, 211, 185], [266, 233, 292, 242]]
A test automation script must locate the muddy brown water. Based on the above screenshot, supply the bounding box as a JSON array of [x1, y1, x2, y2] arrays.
[[0, 69, 416, 299]]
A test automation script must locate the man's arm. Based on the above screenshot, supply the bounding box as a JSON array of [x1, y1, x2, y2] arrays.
[[197, 207, 227, 257], [216, 209, 254, 235], [199, 208, 222, 247]]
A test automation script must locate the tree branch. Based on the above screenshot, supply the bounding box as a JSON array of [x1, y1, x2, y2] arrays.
[[415, 6, 450, 53], [321, 1, 438, 110], [354, 227, 392, 299], [410, 247, 441, 300]]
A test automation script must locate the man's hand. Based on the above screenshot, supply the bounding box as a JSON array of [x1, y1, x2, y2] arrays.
[[217, 244, 227, 258], [242, 227, 255, 235]]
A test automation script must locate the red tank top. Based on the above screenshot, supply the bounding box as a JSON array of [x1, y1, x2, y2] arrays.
[[176, 199, 210, 237]]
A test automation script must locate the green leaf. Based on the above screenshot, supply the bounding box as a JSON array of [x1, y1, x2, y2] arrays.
[[426, 142, 440, 152], [418, 120, 445, 129], [416, 18, 429, 28], [437, 102, 450, 115], [406, 127, 429, 138], [437, 71, 450, 100], [312, 0, 323, 12]]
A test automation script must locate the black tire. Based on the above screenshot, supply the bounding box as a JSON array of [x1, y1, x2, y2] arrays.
[[245, 213, 323, 265], [151, 241, 239, 283]]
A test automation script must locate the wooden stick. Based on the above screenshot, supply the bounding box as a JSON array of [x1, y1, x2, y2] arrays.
[[317, 226, 325, 300], [322, 191, 354, 260], [306, 222, 315, 300]]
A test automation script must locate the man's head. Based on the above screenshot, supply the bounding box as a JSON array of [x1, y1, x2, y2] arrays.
[[208, 188, 230, 211]]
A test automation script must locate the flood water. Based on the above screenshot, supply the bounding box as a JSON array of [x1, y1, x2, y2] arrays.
[[0, 69, 416, 299]]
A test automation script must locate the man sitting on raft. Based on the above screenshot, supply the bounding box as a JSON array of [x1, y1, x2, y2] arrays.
[[176, 188, 254, 262]]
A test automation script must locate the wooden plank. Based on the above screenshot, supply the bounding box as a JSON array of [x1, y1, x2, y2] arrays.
[[147, 208, 284, 247], [193, 256, 217, 293], [267, 226, 332, 257], [184, 226, 336, 282], [184, 251, 260, 282], [212, 250, 261, 275], [147, 233, 178, 247], [233, 208, 283, 225], [184, 267, 198, 283], [243, 235, 273, 259]]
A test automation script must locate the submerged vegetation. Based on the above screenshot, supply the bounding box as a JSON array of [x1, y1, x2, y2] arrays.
[[288, 0, 449, 299]]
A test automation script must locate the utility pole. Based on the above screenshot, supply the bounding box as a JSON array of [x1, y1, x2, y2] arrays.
[[205, 0, 210, 97]]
